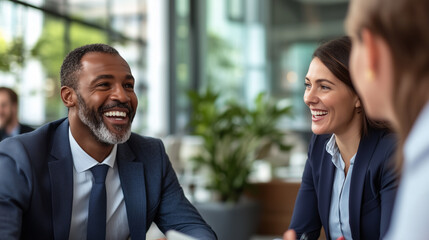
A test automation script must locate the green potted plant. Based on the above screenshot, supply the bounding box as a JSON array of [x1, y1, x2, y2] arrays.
[[187, 86, 293, 240]]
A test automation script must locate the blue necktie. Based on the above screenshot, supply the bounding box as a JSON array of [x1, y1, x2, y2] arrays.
[[87, 164, 109, 240]]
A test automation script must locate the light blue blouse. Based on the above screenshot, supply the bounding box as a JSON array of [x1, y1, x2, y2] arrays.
[[326, 134, 356, 240], [384, 102, 429, 239]]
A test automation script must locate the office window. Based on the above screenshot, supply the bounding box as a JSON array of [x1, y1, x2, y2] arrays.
[[0, 0, 147, 131], [168, 0, 348, 137]]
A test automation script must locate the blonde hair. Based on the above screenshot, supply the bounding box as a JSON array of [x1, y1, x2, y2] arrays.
[[346, 0, 429, 169]]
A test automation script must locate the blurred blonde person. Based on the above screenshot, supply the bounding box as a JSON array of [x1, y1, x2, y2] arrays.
[[345, 0, 429, 239]]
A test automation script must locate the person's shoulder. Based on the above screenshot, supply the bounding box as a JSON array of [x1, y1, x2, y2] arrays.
[[366, 128, 397, 167], [0, 118, 68, 165], [19, 123, 35, 133], [307, 133, 332, 162], [369, 127, 397, 148], [22, 118, 66, 135], [128, 132, 161, 144], [125, 132, 164, 150], [7, 118, 67, 146], [123, 133, 168, 165]]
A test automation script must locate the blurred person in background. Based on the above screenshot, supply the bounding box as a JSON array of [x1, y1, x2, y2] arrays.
[[0, 87, 34, 141], [0, 44, 216, 240], [284, 36, 397, 240], [346, 0, 429, 239]]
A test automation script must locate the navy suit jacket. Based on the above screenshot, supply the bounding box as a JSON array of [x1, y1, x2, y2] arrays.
[[0, 123, 34, 141], [0, 118, 216, 239], [289, 128, 398, 240]]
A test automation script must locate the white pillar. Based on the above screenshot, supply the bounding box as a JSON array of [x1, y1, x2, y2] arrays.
[[146, 0, 169, 137]]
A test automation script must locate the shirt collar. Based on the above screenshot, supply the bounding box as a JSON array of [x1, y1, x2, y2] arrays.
[[326, 134, 357, 170], [68, 127, 117, 173], [326, 134, 338, 157]]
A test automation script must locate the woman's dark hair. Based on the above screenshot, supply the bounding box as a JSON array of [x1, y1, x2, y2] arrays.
[[313, 36, 389, 135]]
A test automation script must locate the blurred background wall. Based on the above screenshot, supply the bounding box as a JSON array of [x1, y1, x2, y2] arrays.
[[0, 0, 348, 137]]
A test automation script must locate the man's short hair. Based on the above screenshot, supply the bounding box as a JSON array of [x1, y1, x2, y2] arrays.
[[0, 87, 18, 105], [60, 43, 119, 90]]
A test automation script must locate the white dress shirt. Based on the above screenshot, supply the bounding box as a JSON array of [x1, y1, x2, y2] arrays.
[[68, 128, 130, 240], [326, 134, 356, 240], [384, 102, 429, 240]]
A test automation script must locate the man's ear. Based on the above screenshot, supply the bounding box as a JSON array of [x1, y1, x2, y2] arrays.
[[60, 86, 76, 108], [361, 27, 395, 91], [361, 28, 379, 77]]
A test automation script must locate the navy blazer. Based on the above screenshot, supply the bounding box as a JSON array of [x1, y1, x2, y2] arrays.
[[289, 128, 398, 240], [0, 118, 216, 239], [0, 123, 34, 141]]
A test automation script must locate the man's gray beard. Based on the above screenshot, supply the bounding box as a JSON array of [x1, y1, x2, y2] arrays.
[[77, 94, 131, 145]]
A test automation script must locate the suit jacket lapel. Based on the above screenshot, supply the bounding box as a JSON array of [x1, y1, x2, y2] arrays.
[[117, 142, 146, 240], [319, 142, 335, 239], [349, 130, 379, 240], [48, 119, 74, 239]]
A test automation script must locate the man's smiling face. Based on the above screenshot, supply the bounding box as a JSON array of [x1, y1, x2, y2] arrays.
[[74, 52, 138, 144]]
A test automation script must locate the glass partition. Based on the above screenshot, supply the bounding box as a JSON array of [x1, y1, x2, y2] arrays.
[[0, 0, 147, 131]]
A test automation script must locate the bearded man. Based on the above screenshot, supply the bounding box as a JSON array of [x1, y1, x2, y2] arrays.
[[0, 44, 216, 240]]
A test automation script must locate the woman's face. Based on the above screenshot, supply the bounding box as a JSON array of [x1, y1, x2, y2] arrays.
[[304, 57, 361, 136]]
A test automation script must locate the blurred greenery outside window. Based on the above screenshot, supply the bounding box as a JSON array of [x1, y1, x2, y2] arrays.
[[31, 17, 108, 121], [2, 0, 349, 136], [171, 0, 249, 134], [0, 0, 147, 131], [171, 0, 348, 138]]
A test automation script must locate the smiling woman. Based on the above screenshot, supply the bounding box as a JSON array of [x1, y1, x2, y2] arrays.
[[304, 57, 361, 139], [284, 36, 399, 240]]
